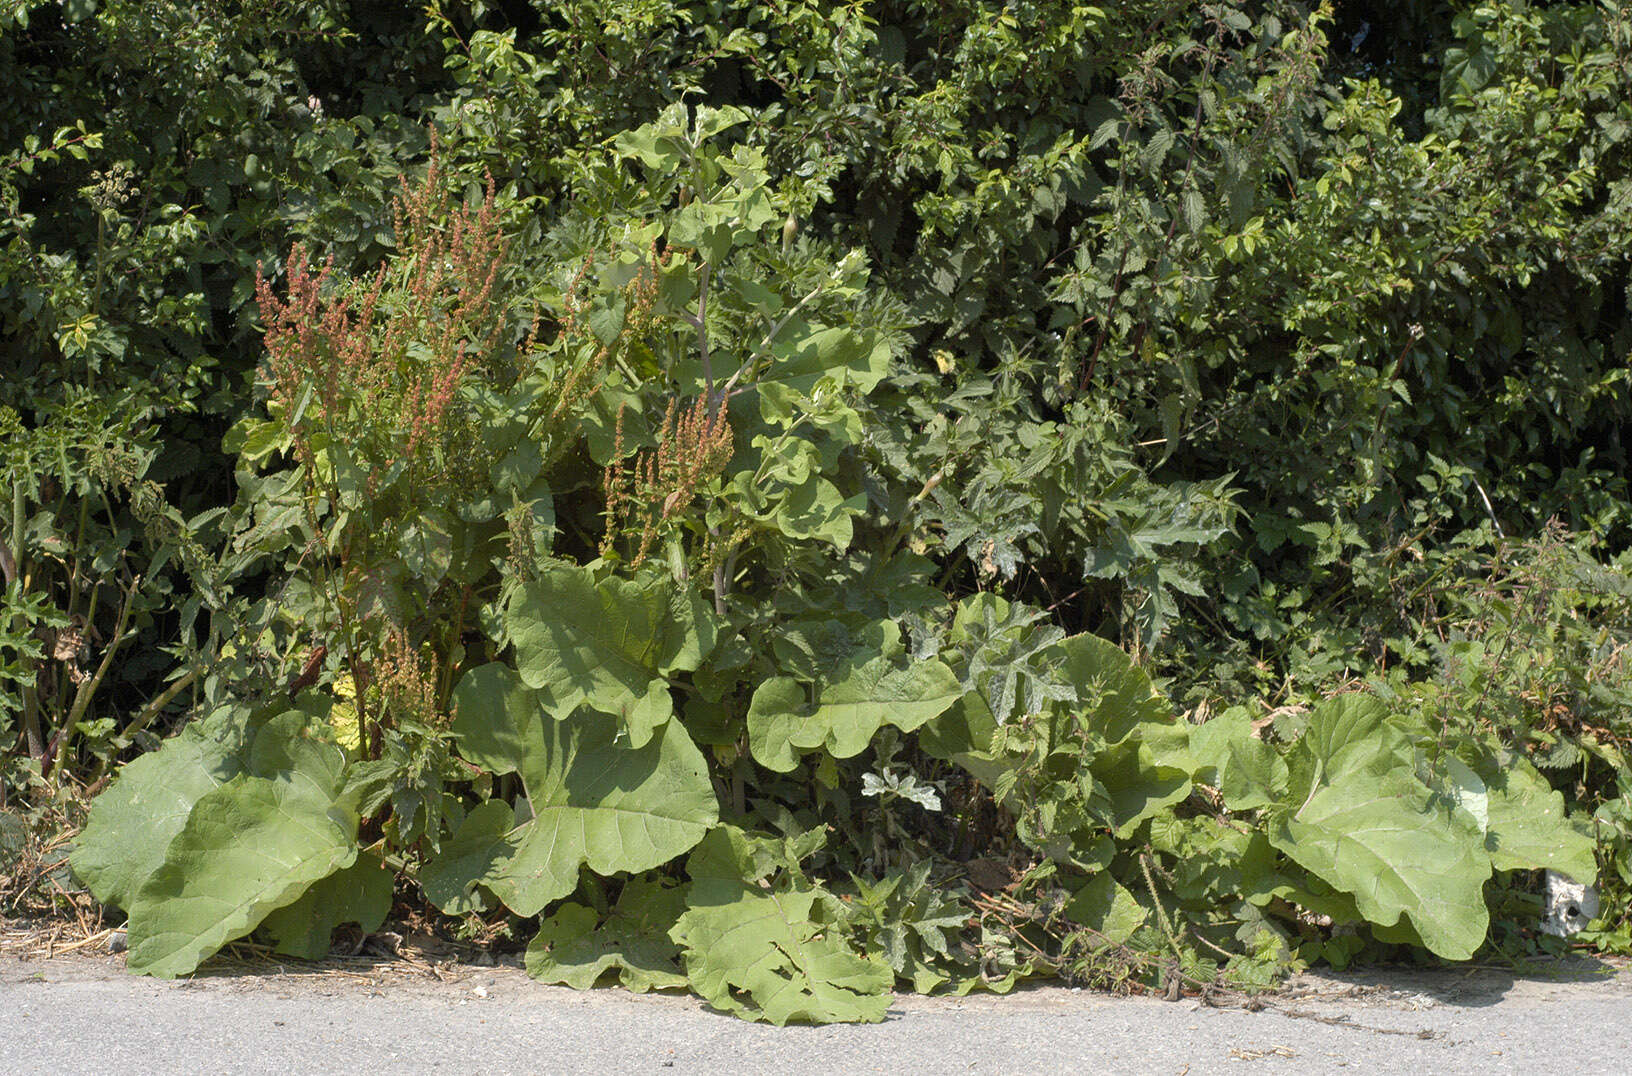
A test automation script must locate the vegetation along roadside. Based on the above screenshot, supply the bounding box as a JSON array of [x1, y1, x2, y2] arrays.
[[3, 0, 1630, 1023]]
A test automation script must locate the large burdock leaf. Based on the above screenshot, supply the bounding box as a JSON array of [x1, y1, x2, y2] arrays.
[[71, 722, 248, 911], [425, 663, 717, 917], [504, 563, 716, 747], [524, 876, 689, 992], [1089, 739, 1192, 838], [1477, 750, 1597, 882], [257, 854, 394, 960], [1188, 708, 1288, 812], [670, 827, 892, 1025], [746, 621, 962, 772], [124, 773, 358, 977], [1057, 632, 1174, 746], [1270, 696, 1491, 960]]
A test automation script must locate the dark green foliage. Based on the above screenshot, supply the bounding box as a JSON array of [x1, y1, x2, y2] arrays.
[[5, 0, 1632, 1021]]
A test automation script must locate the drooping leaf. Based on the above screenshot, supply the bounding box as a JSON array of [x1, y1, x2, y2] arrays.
[[1064, 873, 1148, 944], [258, 853, 393, 960], [1189, 708, 1289, 812], [524, 876, 689, 992], [670, 827, 893, 1025], [1270, 698, 1491, 960], [425, 663, 717, 917], [1477, 750, 1597, 882], [124, 773, 359, 978], [1089, 738, 1192, 838], [71, 722, 249, 911]]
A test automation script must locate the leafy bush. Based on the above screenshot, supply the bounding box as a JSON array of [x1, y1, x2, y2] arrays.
[[0, 0, 1625, 1024]]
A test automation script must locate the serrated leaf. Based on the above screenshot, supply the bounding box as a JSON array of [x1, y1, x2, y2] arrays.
[[670, 827, 892, 1024], [425, 663, 717, 917], [524, 876, 689, 992], [1182, 188, 1206, 234], [125, 774, 359, 978], [1063, 874, 1148, 943]]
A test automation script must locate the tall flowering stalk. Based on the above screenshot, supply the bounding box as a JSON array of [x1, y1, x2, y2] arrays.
[[601, 393, 734, 571], [250, 141, 513, 756]]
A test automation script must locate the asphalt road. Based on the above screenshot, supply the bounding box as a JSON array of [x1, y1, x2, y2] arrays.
[[3, 948, 1627, 1075]]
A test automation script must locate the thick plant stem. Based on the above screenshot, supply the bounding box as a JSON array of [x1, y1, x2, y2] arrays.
[[55, 575, 138, 785]]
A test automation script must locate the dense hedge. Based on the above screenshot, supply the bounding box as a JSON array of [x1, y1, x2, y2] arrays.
[[4, 0, 1632, 1015]]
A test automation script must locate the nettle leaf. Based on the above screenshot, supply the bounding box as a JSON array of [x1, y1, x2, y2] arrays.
[[524, 875, 689, 992], [1064, 873, 1148, 945], [504, 563, 717, 746], [840, 860, 968, 994], [72, 720, 249, 911], [258, 853, 393, 960], [1270, 696, 1491, 960], [425, 663, 716, 917], [747, 621, 963, 772], [670, 827, 892, 1025]]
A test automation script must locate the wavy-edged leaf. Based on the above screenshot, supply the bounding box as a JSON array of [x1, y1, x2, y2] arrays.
[[504, 564, 715, 746], [71, 724, 248, 911], [258, 853, 393, 960], [1271, 766, 1491, 960], [1271, 694, 1492, 959], [427, 663, 717, 916], [747, 654, 962, 772], [671, 827, 892, 1025], [1478, 751, 1597, 882], [524, 876, 688, 992]]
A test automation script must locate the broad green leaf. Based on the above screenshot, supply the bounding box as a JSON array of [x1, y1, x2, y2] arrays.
[[671, 827, 892, 1024], [1477, 751, 1597, 882], [1056, 633, 1174, 746], [1270, 766, 1491, 961], [1189, 708, 1288, 811], [258, 854, 393, 960], [504, 564, 716, 746], [418, 799, 511, 914], [1089, 738, 1192, 838], [1271, 695, 1492, 959], [1288, 694, 1401, 788], [125, 774, 359, 978], [524, 876, 688, 992], [747, 630, 963, 772], [761, 326, 893, 400], [427, 663, 717, 917], [71, 724, 248, 911]]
